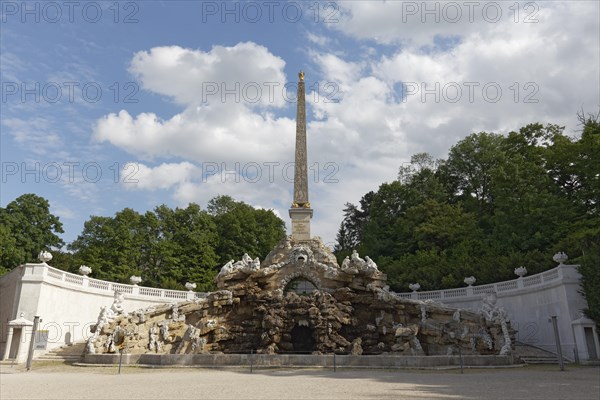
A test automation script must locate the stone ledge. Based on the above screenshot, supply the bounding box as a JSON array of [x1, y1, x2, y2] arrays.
[[83, 354, 514, 368]]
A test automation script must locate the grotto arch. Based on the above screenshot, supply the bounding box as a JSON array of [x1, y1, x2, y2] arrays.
[[284, 277, 318, 295]]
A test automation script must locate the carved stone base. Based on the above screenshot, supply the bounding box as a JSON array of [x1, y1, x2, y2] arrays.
[[289, 208, 313, 241]]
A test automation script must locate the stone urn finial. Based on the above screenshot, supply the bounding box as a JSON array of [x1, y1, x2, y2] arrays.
[[130, 276, 142, 286], [464, 276, 476, 286], [514, 266, 527, 278], [78, 265, 92, 276], [409, 283, 421, 292], [185, 282, 197, 291], [553, 252, 568, 265], [38, 250, 52, 263]]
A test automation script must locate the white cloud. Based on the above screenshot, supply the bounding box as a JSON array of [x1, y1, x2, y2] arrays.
[[310, 1, 599, 153], [310, 52, 365, 93], [0, 51, 27, 82], [94, 105, 294, 163], [330, 1, 556, 48], [128, 43, 287, 107], [2, 117, 64, 155], [60, 175, 102, 204], [122, 162, 200, 191], [255, 206, 282, 220], [306, 32, 332, 47], [51, 204, 76, 220], [93, 42, 296, 164]]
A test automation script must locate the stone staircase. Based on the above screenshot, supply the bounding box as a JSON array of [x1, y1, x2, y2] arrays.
[[515, 342, 571, 365], [519, 355, 572, 365], [35, 342, 85, 363]]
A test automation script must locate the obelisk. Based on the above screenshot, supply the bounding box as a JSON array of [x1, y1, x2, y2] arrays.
[[289, 71, 313, 241]]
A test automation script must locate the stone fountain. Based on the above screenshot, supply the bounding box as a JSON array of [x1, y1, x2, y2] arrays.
[[85, 72, 514, 360]]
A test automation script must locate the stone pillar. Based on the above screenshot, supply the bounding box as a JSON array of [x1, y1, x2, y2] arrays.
[[466, 286, 474, 297], [289, 71, 313, 241]]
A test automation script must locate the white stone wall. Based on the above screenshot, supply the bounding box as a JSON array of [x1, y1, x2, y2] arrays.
[[396, 264, 595, 360], [0, 267, 23, 357], [0, 263, 203, 357]]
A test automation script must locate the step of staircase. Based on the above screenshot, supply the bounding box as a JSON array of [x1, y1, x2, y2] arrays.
[[36, 354, 82, 360], [520, 356, 571, 365], [35, 342, 85, 363], [514, 342, 574, 365]]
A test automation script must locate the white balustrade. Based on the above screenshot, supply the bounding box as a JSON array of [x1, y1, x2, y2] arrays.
[[35, 264, 198, 301], [29, 260, 572, 304]]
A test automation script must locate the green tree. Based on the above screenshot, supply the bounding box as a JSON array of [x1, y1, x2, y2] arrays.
[[335, 117, 599, 312], [0, 194, 64, 272], [208, 195, 286, 264], [69, 204, 220, 290], [440, 132, 505, 217], [69, 197, 284, 290], [0, 224, 19, 275], [547, 111, 600, 215], [147, 204, 219, 291], [489, 124, 578, 264], [358, 155, 448, 261], [381, 200, 484, 290], [69, 209, 144, 282], [334, 191, 374, 260], [360, 181, 407, 259]]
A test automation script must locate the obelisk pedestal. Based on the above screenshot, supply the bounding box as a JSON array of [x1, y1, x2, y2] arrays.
[[289, 207, 313, 241], [289, 71, 313, 242]]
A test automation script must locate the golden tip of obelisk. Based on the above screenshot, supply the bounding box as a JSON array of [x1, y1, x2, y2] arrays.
[[299, 71, 304, 81]]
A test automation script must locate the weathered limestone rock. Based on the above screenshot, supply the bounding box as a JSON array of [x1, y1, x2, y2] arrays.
[[88, 237, 514, 357]]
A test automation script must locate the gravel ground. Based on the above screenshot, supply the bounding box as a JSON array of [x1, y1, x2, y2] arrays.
[[1, 363, 598, 400]]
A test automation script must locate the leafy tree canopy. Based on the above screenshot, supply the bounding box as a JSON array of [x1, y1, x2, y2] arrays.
[[0, 194, 64, 273], [335, 116, 599, 325], [65, 197, 285, 291], [1, 195, 285, 292]]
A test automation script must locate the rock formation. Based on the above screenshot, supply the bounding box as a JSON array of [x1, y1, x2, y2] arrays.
[[87, 237, 514, 356]]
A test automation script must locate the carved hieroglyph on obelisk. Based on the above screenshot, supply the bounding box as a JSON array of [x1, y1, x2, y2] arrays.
[[289, 71, 313, 241]]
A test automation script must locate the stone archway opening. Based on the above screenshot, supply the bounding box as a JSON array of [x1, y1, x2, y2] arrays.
[[291, 325, 315, 353], [284, 278, 317, 295]]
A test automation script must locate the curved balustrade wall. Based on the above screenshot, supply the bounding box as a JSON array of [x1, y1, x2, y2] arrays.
[[396, 264, 595, 361], [0, 263, 204, 357], [397, 265, 568, 303], [1, 261, 597, 362]]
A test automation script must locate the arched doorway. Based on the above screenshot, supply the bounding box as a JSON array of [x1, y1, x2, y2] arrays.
[[284, 278, 317, 295], [291, 325, 315, 353]]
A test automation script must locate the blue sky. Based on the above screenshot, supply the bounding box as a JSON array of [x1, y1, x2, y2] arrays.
[[1, 1, 599, 249]]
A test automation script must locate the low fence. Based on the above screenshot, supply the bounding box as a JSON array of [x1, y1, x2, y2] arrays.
[[40, 264, 206, 302], [395, 265, 566, 302], [38, 262, 568, 304]]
